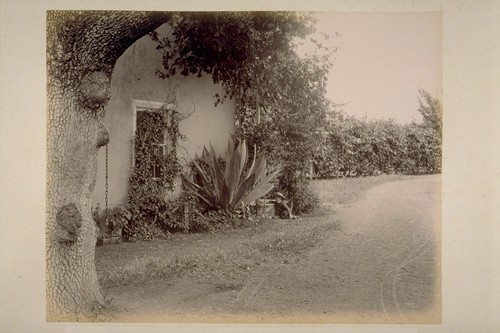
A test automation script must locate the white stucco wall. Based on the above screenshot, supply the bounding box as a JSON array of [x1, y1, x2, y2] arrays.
[[93, 25, 235, 208]]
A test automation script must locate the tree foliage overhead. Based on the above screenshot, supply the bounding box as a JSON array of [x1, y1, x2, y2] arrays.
[[47, 11, 171, 86], [152, 12, 318, 103]]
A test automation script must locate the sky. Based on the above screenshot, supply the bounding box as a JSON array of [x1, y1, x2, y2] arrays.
[[307, 12, 442, 124]]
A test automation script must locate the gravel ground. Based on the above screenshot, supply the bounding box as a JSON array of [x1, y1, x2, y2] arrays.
[[97, 174, 441, 323]]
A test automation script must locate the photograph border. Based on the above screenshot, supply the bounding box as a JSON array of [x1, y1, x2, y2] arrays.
[[1, 0, 499, 332]]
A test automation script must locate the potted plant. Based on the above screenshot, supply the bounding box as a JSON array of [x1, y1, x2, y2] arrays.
[[93, 204, 131, 245]]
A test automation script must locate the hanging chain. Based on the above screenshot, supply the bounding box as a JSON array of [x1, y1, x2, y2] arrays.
[[105, 144, 109, 221]]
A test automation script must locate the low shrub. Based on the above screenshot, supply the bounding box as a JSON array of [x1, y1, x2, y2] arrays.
[[160, 192, 214, 233], [93, 204, 130, 239], [276, 164, 320, 215], [289, 185, 320, 215]]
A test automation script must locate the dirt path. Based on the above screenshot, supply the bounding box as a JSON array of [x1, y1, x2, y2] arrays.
[[257, 175, 441, 323], [106, 175, 440, 323]]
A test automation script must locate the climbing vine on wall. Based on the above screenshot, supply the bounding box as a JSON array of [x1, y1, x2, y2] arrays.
[[124, 108, 184, 241]]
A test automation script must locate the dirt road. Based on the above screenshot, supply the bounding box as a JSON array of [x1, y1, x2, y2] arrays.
[[106, 175, 441, 323], [259, 174, 441, 323]]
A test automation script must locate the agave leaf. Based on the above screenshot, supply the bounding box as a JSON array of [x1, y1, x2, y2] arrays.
[[252, 154, 267, 183], [190, 160, 221, 205], [224, 140, 234, 175], [208, 141, 218, 160], [211, 151, 225, 202], [231, 173, 256, 208], [220, 179, 231, 209], [256, 168, 281, 187], [240, 145, 257, 185], [227, 142, 243, 203], [241, 183, 275, 206], [201, 147, 210, 162], [191, 159, 211, 187], [207, 142, 219, 174], [239, 140, 247, 179], [181, 175, 219, 208], [187, 177, 218, 207], [223, 140, 236, 182]]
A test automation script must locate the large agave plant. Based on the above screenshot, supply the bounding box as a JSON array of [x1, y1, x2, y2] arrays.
[[182, 140, 280, 211]]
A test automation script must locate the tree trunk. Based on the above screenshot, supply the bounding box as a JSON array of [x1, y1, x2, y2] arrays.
[[46, 11, 169, 321]]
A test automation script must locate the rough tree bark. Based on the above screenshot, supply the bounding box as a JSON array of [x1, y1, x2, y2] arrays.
[[46, 11, 170, 321]]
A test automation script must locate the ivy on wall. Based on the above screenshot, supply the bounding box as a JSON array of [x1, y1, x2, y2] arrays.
[[124, 108, 183, 241]]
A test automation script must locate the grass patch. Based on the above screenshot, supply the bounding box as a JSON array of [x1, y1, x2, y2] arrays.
[[99, 256, 200, 288], [255, 220, 341, 256], [98, 217, 341, 289], [311, 174, 413, 205]]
